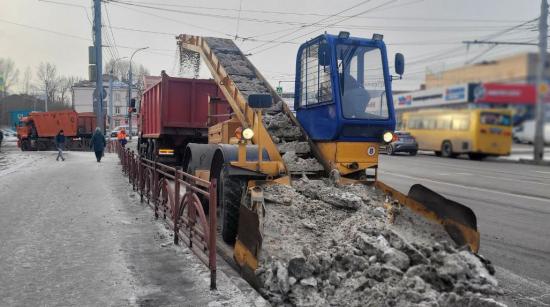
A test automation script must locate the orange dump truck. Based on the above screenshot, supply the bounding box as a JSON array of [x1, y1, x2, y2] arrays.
[[17, 110, 98, 151]]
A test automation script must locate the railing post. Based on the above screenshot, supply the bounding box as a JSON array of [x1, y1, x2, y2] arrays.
[[209, 179, 217, 290], [139, 156, 144, 202], [128, 150, 132, 183], [153, 161, 159, 219], [174, 168, 181, 245], [132, 153, 137, 190]]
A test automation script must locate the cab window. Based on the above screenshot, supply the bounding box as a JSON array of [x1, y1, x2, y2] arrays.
[[299, 40, 333, 107]]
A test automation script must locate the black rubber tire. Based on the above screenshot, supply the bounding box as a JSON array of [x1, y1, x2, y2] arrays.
[[441, 141, 454, 158], [387, 145, 395, 155], [435, 151, 442, 157], [409, 150, 418, 156], [21, 140, 30, 151], [218, 169, 245, 244]]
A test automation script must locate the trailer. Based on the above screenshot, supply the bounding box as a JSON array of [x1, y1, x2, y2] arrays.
[[138, 72, 230, 163], [17, 110, 97, 151]]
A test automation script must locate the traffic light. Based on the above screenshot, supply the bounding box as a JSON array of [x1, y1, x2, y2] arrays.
[[129, 98, 137, 113]]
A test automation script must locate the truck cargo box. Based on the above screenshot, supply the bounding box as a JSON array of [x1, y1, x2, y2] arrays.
[[77, 112, 97, 136], [29, 110, 79, 137], [140, 73, 229, 138]]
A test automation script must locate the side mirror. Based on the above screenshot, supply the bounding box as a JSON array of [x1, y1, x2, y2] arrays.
[[248, 94, 272, 109], [318, 43, 331, 67], [130, 98, 136, 108], [395, 53, 405, 76]]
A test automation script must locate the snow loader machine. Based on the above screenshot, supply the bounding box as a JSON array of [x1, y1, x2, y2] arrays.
[[177, 32, 479, 284]]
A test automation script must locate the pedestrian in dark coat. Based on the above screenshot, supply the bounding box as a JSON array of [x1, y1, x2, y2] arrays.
[[55, 130, 66, 161], [90, 127, 106, 162]]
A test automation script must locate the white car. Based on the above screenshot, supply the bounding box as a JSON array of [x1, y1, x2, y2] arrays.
[[514, 120, 550, 144], [1, 128, 18, 142]]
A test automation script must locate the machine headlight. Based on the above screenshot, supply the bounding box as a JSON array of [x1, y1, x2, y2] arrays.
[[383, 131, 393, 143], [242, 128, 255, 140]]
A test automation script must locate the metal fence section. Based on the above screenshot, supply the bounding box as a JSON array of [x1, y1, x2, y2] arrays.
[[114, 142, 218, 289]]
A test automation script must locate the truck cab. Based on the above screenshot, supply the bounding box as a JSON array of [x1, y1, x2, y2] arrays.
[[294, 32, 397, 142], [294, 32, 403, 178]]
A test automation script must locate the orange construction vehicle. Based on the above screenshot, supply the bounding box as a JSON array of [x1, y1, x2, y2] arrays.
[[17, 110, 98, 151]]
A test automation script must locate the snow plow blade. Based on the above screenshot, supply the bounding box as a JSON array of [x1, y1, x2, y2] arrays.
[[233, 187, 265, 289], [375, 181, 480, 253]]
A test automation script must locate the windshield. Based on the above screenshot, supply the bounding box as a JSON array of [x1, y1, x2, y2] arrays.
[[337, 44, 389, 120], [480, 112, 511, 126]]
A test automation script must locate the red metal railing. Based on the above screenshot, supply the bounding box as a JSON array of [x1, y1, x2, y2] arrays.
[[114, 142, 218, 289]]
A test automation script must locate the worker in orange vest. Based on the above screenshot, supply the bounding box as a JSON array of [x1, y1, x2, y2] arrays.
[[117, 128, 127, 148]]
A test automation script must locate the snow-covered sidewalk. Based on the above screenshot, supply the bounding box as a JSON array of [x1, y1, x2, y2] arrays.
[[0, 149, 266, 306]]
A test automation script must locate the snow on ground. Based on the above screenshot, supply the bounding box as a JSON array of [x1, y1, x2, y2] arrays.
[[0, 148, 267, 306]]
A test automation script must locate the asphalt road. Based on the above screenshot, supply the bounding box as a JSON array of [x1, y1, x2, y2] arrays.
[[378, 153, 550, 285]]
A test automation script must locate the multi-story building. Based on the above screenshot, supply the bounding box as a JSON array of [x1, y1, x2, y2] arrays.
[[393, 52, 550, 125], [71, 76, 138, 129], [424, 52, 550, 89]]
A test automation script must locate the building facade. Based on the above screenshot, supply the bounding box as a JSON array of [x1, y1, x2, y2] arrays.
[[424, 52, 550, 89], [72, 78, 138, 130], [393, 52, 550, 126]]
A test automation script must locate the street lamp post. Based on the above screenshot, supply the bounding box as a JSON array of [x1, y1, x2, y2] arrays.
[[128, 47, 148, 140], [109, 57, 127, 131]]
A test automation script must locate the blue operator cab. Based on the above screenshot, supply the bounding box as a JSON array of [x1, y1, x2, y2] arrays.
[[294, 32, 402, 142]]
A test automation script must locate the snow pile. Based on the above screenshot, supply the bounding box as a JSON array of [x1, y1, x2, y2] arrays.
[[258, 179, 505, 307]]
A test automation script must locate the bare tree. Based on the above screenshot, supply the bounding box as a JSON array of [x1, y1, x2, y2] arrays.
[[21, 66, 32, 95], [0, 58, 20, 97], [57, 76, 81, 105], [36, 62, 60, 106], [134, 64, 150, 98], [105, 60, 149, 83]]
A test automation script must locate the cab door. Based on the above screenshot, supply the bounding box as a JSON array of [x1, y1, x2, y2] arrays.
[[295, 38, 339, 141]]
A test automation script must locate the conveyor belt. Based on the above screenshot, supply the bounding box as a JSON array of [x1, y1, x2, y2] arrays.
[[179, 36, 326, 174]]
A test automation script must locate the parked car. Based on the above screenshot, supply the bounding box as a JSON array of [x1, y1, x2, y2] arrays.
[[514, 120, 550, 144], [383, 131, 418, 156], [1, 128, 18, 142]]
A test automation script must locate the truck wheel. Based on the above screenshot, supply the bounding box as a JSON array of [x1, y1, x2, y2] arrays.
[[386, 145, 395, 155], [21, 140, 30, 151], [218, 169, 245, 244], [441, 141, 455, 158]]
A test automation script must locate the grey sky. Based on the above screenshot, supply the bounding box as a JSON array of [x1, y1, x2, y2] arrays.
[[0, 0, 540, 92]]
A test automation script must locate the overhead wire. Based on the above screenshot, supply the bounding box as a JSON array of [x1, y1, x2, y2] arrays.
[[107, 1, 233, 36], [249, 0, 398, 56], [0, 18, 91, 41], [114, 1, 527, 24], [104, 2, 121, 60], [246, 0, 374, 54]]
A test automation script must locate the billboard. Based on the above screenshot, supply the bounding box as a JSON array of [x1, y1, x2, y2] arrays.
[[394, 84, 469, 110], [9, 110, 31, 129], [473, 83, 536, 105]]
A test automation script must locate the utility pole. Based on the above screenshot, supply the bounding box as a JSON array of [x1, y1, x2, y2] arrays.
[[93, 0, 104, 133], [108, 68, 113, 131], [128, 47, 148, 140], [534, 0, 548, 162]]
